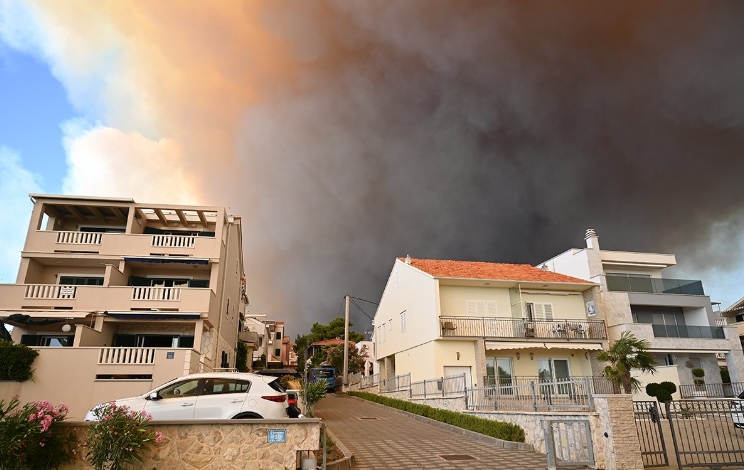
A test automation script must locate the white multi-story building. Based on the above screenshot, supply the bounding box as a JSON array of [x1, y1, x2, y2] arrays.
[[0, 194, 247, 418], [540, 229, 744, 393]]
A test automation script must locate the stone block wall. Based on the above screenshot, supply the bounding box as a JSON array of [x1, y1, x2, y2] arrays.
[[57, 419, 321, 470]]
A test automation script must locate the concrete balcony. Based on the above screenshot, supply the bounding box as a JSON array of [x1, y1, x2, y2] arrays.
[[0, 284, 215, 312], [24, 230, 219, 258], [439, 316, 607, 340], [609, 323, 734, 352]]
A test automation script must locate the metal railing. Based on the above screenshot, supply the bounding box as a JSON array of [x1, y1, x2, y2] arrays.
[[651, 324, 725, 339], [483, 375, 617, 395], [410, 374, 466, 398], [360, 373, 380, 389], [440, 316, 607, 339], [467, 376, 597, 412], [606, 274, 704, 296], [56, 231, 103, 245], [679, 382, 744, 398], [380, 373, 411, 392]]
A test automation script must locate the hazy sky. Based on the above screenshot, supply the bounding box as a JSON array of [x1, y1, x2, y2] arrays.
[[1, 1, 743, 338]]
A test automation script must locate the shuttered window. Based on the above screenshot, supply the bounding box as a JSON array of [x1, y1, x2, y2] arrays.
[[532, 303, 554, 321], [466, 300, 498, 316]]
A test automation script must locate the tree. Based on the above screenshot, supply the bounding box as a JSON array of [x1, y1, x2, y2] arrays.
[[293, 317, 366, 372], [235, 340, 249, 372], [597, 331, 656, 394], [326, 344, 365, 375]]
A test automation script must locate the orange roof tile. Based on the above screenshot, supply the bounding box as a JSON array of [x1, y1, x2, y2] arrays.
[[310, 338, 357, 347], [399, 257, 592, 284]]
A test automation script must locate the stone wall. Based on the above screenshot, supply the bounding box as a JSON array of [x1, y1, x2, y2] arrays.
[[410, 396, 466, 411], [57, 419, 321, 470]]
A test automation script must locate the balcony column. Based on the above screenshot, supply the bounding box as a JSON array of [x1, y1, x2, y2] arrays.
[[193, 319, 204, 353], [473, 338, 486, 389], [725, 326, 744, 383]]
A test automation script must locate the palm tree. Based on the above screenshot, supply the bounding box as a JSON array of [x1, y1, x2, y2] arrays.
[[597, 331, 656, 394]]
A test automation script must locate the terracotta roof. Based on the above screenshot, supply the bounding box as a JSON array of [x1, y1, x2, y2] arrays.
[[399, 257, 593, 284]]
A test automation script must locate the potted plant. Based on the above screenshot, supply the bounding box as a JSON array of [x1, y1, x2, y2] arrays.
[[692, 367, 706, 396]]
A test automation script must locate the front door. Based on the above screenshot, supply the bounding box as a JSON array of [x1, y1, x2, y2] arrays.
[[444, 366, 473, 389], [537, 358, 571, 394]]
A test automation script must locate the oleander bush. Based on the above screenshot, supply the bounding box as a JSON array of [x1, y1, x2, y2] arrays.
[[348, 391, 525, 442], [0, 396, 76, 470]]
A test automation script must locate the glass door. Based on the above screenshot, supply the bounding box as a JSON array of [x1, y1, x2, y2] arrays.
[[536, 358, 571, 395]]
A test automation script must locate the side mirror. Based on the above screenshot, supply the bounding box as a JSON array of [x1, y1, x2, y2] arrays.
[[149, 392, 161, 401]]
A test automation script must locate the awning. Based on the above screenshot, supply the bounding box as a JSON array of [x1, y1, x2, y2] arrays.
[[545, 342, 603, 351], [485, 342, 534, 350], [123, 256, 209, 265], [104, 311, 201, 320]]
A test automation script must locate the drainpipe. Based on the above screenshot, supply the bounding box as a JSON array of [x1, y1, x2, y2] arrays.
[[215, 215, 231, 369]]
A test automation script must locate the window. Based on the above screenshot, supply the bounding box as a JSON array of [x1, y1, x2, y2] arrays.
[[80, 226, 125, 233], [112, 334, 194, 348], [128, 276, 208, 288], [467, 300, 498, 317], [159, 379, 201, 399], [21, 335, 74, 347], [525, 302, 553, 321], [274, 348, 281, 357], [59, 276, 104, 286], [275, 332, 282, 340], [400, 311, 406, 332], [204, 378, 250, 395], [486, 357, 513, 387]]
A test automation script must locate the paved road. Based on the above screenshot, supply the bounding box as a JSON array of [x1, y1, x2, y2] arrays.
[[314, 394, 549, 469]]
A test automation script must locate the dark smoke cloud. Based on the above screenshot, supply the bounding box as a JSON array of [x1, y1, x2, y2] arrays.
[[223, 1, 744, 337]]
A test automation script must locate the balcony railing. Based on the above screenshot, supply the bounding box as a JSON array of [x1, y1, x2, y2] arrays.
[[606, 274, 704, 295], [483, 375, 617, 395], [56, 231, 102, 245], [439, 316, 607, 340], [151, 234, 196, 249], [651, 324, 725, 339], [98, 347, 157, 364], [679, 382, 744, 398], [24, 284, 77, 299], [131, 286, 182, 301]]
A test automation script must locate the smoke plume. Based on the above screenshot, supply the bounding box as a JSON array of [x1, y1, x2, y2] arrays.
[[11, 1, 744, 335]]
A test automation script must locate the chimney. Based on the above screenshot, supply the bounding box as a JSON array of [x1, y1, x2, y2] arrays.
[[405, 254, 411, 264], [584, 228, 599, 250]]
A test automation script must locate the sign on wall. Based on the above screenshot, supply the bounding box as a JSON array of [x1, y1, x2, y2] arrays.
[[268, 429, 287, 443]]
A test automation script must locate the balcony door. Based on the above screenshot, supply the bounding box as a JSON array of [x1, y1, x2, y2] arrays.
[[537, 358, 571, 395]]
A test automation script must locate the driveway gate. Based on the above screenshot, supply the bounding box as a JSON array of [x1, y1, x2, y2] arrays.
[[665, 400, 744, 469], [634, 400, 669, 467]]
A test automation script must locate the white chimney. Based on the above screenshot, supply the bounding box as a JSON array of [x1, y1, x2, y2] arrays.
[[405, 254, 411, 264], [585, 228, 599, 250]]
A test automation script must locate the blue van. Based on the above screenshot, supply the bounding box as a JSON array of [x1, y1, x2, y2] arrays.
[[309, 366, 337, 392]]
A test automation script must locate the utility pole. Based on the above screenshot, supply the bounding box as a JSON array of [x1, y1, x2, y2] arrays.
[[343, 294, 350, 387]]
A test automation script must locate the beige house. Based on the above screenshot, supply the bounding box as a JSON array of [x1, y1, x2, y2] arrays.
[[541, 229, 744, 396], [0, 194, 248, 419], [373, 257, 608, 390]]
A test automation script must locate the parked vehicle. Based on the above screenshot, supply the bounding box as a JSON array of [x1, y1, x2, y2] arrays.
[[309, 366, 337, 392], [85, 372, 293, 421], [732, 390, 744, 428]]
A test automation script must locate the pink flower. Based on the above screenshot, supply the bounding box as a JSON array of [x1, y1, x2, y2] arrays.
[[155, 432, 164, 444]]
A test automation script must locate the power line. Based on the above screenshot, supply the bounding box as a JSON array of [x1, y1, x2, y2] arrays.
[[350, 297, 374, 321], [350, 296, 379, 306]]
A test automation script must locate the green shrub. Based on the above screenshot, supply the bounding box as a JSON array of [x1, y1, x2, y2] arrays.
[[348, 391, 525, 442], [0, 340, 39, 382], [721, 367, 731, 384], [691, 368, 705, 378], [235, 340, 249, 373], [303, 379, 328, 417], [659, 381, 677, 395], [646, 381, 677, 402]]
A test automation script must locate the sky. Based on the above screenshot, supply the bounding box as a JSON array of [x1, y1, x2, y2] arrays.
[[1, 1, 743, 338]]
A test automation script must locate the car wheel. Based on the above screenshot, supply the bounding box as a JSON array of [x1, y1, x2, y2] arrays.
[[232, 412, 263, 419]]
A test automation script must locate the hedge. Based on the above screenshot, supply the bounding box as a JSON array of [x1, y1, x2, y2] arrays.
[[348, 391, 525, 442], [0, 340, 39, 381]]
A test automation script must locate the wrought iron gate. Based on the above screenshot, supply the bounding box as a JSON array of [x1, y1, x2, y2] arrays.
[[666, 400, 744, 469], [633, 400, 669, 467]]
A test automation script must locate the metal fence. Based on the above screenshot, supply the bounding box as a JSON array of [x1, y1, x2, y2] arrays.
[[467, 377, 596, 412], [483, 375, 616, 395], [410, 374, 466, 398], [380, 373, 411, 392], [679, 382, 744, 399], [359, 373, 380, 389]]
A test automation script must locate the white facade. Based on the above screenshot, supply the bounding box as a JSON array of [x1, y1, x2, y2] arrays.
[[541, 229, 744, 390], [374, 257, 606, 388]]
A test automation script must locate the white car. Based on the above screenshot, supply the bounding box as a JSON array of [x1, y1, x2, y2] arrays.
[[85, 372, 292, 421]]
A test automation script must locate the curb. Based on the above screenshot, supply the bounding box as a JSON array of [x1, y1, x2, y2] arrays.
[[324, 426, 354, 470]]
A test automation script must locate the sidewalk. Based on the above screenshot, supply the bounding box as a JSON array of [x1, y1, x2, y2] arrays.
[[314, 394, 549, 469]]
